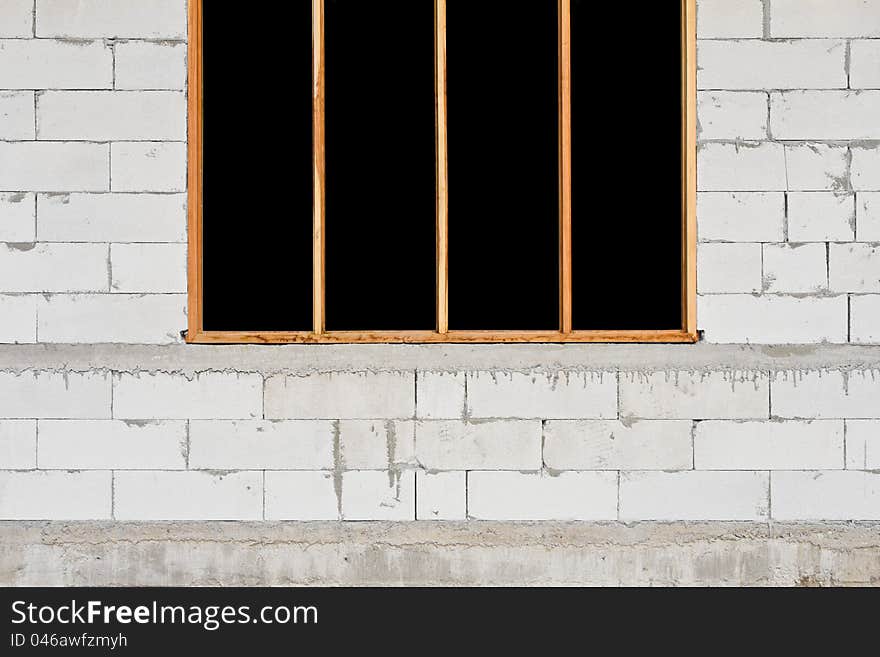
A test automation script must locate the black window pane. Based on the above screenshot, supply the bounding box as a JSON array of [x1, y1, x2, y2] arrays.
[[571, 1, 682, 330], [324, 0, 436, 331], [202, 1, 313, 331], [447, 0, 559, 331]]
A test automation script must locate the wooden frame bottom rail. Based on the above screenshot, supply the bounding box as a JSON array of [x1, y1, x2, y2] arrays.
[[186, 330, 699, 344]]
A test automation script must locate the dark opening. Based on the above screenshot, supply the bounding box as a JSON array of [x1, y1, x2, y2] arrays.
[[570, 1, 683, 330], [202, 1, 314, 331], [447, 0, 560, 331], [324, 0, 437, 331]]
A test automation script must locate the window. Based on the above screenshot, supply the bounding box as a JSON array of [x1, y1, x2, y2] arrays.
[[186, 0, 696, 344]]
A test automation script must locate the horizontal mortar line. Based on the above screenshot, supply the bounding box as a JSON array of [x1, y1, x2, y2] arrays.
[[696, 36, 880, 41], [0, 37, 186, 42], [1, 87, 182, 90], [698, 139, 880, 146], [0, 292, 187, 297], [4, 89, 183, 92], [2, 242, 188, 246], [0, 139, 185, 144], [699, 87, 855, 91]]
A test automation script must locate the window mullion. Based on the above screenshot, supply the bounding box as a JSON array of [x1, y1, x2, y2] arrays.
[[313, 0, 326, 335], [559, 0, 572, 334], [436, 0, 449, 334]]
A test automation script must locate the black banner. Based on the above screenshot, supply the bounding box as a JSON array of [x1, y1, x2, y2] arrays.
[[0, 587, 871, 654]]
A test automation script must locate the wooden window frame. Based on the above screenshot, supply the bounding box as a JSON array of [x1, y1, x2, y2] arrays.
[[186, 0, 697, 344]]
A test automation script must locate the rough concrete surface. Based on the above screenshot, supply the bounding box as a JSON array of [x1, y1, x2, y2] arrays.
[[0, 343, 879, 375], [1, 521, 878, 586]]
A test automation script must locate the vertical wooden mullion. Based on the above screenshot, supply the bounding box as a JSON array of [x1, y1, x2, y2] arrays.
[[186, 0, 203, 340], [313, 0, 326, 334], [436, 0, 449, 334], [559, 0, 572, 333], [682, 0, 697, 335]]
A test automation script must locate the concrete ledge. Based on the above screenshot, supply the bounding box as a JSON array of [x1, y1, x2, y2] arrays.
[[0, 343, 880, 374], [2, 522, 878, 586]]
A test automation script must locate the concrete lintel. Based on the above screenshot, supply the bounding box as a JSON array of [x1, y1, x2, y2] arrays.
[[0, 343, 879, 374], [1, 521, 878, 586]]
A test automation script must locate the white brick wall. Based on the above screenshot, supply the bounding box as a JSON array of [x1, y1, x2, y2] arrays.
[[2, 0, 880, 524], [694, 3, 880, 349]]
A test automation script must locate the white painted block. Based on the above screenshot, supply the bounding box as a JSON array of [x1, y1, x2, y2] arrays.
[[543, 420, 693, 470], [0, 92, 35, 140], [697, 192, 785, 242], [38, 193, 186, 243], [36, 0, 186, 39], [110, 142, 186, 192], [0, 143, 108, 192], [852, 147, 880, 191], [114, 471, 263, 521], [265, 372, 414, 420], [858, 192, 880, 239], [785, 143, 849, 192], [772, 471, 880, 520], [619, 371, 769, 420], [697, 91, 767, 140], [111, 243, 186, 293], [771, 91, 880, 140], [37, 294, 185, 344], [38, 91, 185, 141], [787, 192, 855, 242], [338, 419, 415, 470], [0, 471, 111, 520], [762, 243, 827, 294], [416, 471, 466, 520], [466, 371, 617, 419], [0, 192, 35, 242], [850, 295, 880, 344], [697, 0, 763, 38], [0, 295, 36, 344], [694, 420, 844, 469], [850, 40, 880, 88], [772, 0, 880, 38], [0, 371, 110, 419], [698, 243, 762, 293], [620, 471, 769, 521], [341, 470, 415, 521], [114, 41, 185, 90], [698, 142, 786, 191], [39, 420, 186, 469], [416, 371, 465, 419], [189, 420, 334, 470], [0, 39, 112, 89], [829, 243, 880, 292], [415, 420, 542, 470], [468, 471, 618, 521], [113, 372, 263, 420], [0, 0, 33, 37], [698, 40, 846, 90], [265, 471, 339, 521], [0, 243, 107, 293], [772, 370, 880, 419], [845, 420, 880, 469], [699, 295, 848, 343], [0, 420, 36, 469]]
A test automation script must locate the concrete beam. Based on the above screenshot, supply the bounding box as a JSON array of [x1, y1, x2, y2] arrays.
[[1, 521, 878, 586], [0, 343, 879, 374]]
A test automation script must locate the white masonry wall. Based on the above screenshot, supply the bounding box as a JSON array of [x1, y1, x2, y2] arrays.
[[0, 0, 879, 523]]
